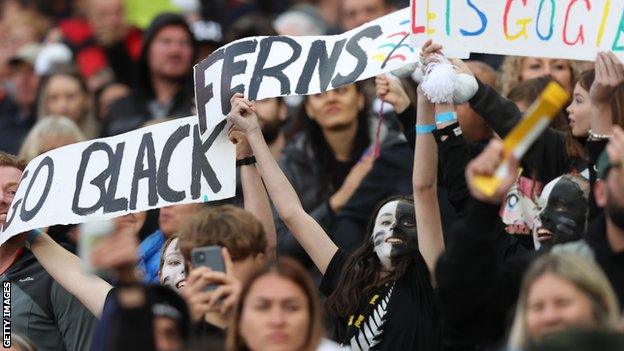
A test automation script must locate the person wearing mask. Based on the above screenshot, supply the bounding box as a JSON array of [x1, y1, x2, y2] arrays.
[[227, 90, 444, 350], [103, 13, 196, 136]]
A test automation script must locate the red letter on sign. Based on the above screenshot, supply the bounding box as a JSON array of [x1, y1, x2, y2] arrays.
[[412, 0, 426, 34], [563, 0, 591, 46]]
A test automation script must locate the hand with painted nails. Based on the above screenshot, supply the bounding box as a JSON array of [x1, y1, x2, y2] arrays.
[[590, 51, 624, 105], [465, 139, 520, 204], [227, 93, 261, 135], [375, 74, 411, 114]]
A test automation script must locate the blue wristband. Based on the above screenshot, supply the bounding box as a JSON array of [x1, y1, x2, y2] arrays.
[[25, 229, 42, 250], [415, 124, 436, 134], [435, 111, 458, 124]]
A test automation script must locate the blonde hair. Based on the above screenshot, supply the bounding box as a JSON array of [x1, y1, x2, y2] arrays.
[[18, 116, 85, 163], [507, 253, 620, 349], [500, 56, 582, 96], [37, 67, 100, 139]]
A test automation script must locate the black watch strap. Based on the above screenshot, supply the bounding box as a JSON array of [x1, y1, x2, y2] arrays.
[[236, 156, 257, 167]]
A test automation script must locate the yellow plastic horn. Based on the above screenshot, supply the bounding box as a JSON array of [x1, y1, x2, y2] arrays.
[[472, 82, 570, 198]]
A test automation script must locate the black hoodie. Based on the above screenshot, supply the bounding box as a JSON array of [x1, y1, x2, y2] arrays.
[[103, 13, 198, 137]]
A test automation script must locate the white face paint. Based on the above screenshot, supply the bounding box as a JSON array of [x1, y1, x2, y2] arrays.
[[372, 201, 398, 270], [371, 200, 418, 271], [532, 178, 557, 251], [160, 238, 186, 290]]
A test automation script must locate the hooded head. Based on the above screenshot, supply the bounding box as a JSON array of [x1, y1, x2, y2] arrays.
[[135, 13, 197, 96]]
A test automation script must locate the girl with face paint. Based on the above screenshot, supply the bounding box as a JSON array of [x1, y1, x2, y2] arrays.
[[532, 175, 589, 250], [226, 81, 445, 350]]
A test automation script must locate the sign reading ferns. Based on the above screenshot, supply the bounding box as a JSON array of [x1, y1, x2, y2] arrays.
[[194, 7, 422, 134]]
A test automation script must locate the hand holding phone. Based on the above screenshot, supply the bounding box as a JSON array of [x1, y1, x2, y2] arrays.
[[191, 245, 225, 291]]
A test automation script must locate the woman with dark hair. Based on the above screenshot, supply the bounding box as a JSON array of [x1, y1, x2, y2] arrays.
[[277, 82, 408, 266], [226, 258, 324, 351], [227, 82, 444, 350]]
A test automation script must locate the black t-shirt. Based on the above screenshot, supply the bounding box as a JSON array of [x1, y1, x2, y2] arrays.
[[320, 249, 441, 351]]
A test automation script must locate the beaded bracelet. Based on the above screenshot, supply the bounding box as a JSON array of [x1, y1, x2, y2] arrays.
[[588, 130, 612, 141]]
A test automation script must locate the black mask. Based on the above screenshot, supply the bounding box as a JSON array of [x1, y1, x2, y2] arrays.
[[537, 178, 587, 249], [372, 200, 417, 269]]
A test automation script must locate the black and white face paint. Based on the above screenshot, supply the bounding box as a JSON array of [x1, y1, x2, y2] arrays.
[[532, 177, 587, 250], [371, 200, 417, 270]]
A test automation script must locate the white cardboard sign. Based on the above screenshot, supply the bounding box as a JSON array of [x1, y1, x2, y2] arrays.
[[411, 0, 624, 61], [0, 116, 234, 245]]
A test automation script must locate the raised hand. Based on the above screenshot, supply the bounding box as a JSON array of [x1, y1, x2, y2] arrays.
[[226, 93, 261, 135], [375, 74, 411, 113], [590, 51, 624, 105], [228, 125, 253, 160], [465, 140, 519, 204]]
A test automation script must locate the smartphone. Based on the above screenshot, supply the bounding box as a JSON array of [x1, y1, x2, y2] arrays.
[[191, 245, 225, 291]]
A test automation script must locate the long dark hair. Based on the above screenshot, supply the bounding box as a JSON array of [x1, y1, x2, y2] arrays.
[[286, 83, 372, 175], [325, 195, 419, 317]]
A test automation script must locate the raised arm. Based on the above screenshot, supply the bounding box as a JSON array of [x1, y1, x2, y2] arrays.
[[412, 88, 445, 277], [29, 232, 112, 317], [226, 93, 338, 274], [587, 51, 624, 220], [229, 127, 277, 260]]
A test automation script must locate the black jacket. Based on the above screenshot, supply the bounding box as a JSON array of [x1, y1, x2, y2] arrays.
[[469, 79, 586, 183]]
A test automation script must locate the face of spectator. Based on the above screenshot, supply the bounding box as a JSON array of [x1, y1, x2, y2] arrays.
[[341, 0, 391, 30], [8, 62, 39, 108], [254, 98, 286, 144], [532, 178, 587, 250], [159, 204, 202, 237], [154, 316, 184, 351], [114, 211, 147, 234], [0, 166, 22, 225], [525, 273, 596, 343], [148, 26, 193, 82], [87, 0, 127, 46], [231, 253, 266, 284], [520, 58, 573, 93], [44, 74, 88, 123], [160, 238, 186, 290], [304, 84, 363, 132], [501, 177, 540, 236], [566, 83, 592, 137], [603, 167, 624, 231], [240, 273, 310, 351], [371, 199, 417, 270]]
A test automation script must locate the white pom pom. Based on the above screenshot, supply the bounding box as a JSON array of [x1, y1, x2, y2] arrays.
[[453, 73, 479, 104], [391, 61, 419, 78], [421, 55, 456, 103]]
